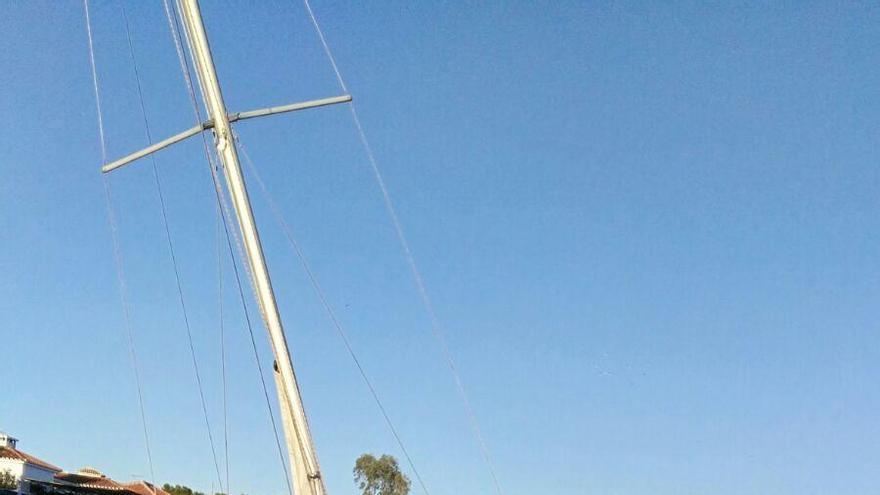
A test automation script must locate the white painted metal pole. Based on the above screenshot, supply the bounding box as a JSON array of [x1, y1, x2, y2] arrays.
[[101, 94, 349, 174], [102, 123, 207, 173], [231, 95, 351, 122], [177, 2, 325, 495]]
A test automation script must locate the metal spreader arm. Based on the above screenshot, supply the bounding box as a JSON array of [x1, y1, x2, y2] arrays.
[[101, 94, 352, 174]]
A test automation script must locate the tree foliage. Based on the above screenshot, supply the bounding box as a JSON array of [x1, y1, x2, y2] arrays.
[[162, 484, 205, 495], [0, 470, 18, 490], [353, 454, 410, 495]]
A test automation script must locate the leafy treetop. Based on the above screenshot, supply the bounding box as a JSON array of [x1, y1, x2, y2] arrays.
[[0, 470, 18, 491], [162, 484, 205, 495], [353, 454, 410, 495]]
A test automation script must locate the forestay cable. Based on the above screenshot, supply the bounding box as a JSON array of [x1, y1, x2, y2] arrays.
[[235, 135, 432, 495], [299, 3, 506, 494], [83, 0, 157, 489], [119, 7, 225, 492]]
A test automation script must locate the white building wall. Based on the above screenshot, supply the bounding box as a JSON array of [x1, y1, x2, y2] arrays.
[[0, 459, 58, 494], [1, 434, 61, 495]]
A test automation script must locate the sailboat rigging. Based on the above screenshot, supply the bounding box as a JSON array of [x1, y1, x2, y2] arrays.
[[94, 1, 350, 494], [85, 1, 504, 495]]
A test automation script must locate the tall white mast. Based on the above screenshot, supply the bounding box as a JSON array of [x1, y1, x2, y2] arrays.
[[175, 1, 325, 494], [100, 0, 351, 491]]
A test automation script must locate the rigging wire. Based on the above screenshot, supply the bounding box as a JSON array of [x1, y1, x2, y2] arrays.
[[159, 1, 294, 492], [299, 2, 506, 494], [214, 164, 295, 495], [119, 7, 225, 493], [83, 0, 157, 489], [217, 210, 231, 495], [234, 135, 432, 495]]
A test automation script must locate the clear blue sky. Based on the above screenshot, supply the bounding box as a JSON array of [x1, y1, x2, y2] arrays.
[[2, 1, 879, 494]]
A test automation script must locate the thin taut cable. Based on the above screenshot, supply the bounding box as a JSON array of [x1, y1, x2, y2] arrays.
[[120, 7, 224, 492], [217, 210, 231, 495], [215, 167, 295, 495], [299, 2, 506, 494], [235, 136, 432, 495], [83, 0, 157, 488]]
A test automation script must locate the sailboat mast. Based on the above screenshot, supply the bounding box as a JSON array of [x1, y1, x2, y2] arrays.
[[176, 1, 325, 494]]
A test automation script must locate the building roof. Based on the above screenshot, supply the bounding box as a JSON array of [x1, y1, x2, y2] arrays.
[[55, 469, 125, 491], [121, 481, 170, 495], [0, 438, 167, 495], [0, 445, 62, 472], [55, 469, 169, 495]]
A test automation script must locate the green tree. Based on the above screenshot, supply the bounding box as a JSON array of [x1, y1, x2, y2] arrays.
[[162, 484, 204, 495], [353, 454, 410, 495], [0, 469, 18, 490]]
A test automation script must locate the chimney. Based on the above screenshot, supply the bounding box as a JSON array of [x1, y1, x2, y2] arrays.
[[0, 432, 18, 449]]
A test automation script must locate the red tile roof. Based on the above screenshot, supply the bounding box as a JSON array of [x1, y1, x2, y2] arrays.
[[55, 469, 169, 495], [122, 481, 170, 495], [55, 470, 125, 491], [0, 446, 62, 472]]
